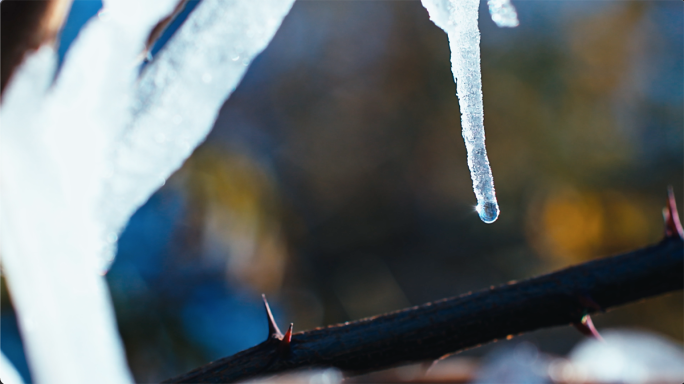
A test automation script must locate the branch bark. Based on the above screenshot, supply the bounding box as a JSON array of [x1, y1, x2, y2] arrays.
[[164, 235, 683, 383]]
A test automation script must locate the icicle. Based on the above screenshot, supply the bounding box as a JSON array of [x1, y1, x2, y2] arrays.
[[421, 0, 500, 223], [487, 0, 519, 28]]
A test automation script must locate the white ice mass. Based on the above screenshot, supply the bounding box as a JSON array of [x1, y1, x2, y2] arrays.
[[100, 0, 297, 271], [0, 0, 295, 383], [0, 351, 25, 384], [421, 0, 519, 223], [487, 0, 519, 28]]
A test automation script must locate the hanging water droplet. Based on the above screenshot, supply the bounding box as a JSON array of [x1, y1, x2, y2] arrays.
[[232, 54, 240, 62], [477, 201, 500, 224]]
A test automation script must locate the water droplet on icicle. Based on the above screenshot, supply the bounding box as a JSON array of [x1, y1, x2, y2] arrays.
[[477, 201, 500, 223]]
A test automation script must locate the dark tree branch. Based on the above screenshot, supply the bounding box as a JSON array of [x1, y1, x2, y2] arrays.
[[164, 235, 683, 384]]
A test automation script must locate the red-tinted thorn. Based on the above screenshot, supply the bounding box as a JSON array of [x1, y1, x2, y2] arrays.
[[277, 323, 293, 355], [573, 314, 604, 342], [262, 294, 282, 339], [663, 187, 684, 239], [283, 323, 293, 345]]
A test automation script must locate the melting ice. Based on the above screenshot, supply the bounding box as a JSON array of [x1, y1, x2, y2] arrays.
[[421, 0, 518, 223]]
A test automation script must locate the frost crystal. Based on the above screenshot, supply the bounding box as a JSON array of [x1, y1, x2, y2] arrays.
[[421, 0, 518, 223], [0, 0, 295, 383]]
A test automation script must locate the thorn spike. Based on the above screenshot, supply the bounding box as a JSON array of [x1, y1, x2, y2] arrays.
[[262, 294, 282, 339], [283, 323, 293, 345], [573, 314, 604, 342], [277, 323, 294, 356], [664, 187, 683, 239]]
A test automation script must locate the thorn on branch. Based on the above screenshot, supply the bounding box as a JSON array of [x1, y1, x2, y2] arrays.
[[663, 187, 683, 239], [284, 323, 293, 344], [573, 314, 604, 342], [262, 294, 282, 340], [278, 323, 293, 356]]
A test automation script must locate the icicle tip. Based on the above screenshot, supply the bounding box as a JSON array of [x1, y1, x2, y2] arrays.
[[477, 201, 500, 224]]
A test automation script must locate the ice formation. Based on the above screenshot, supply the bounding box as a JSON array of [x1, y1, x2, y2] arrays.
[[100, 0, 296, 271], [0, 0, 295, 383], [421, 0, 518, 223], [487, 0, 519, 28]]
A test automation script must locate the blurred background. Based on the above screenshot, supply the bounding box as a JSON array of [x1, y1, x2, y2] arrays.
[[1, 0, 682, 382]]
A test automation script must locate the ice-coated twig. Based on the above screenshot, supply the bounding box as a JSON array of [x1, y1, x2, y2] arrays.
[[421, 0, 500, 223], [99, 0, 297, 268], [487, 0, 519, 28], [0, 0, 296, 382], [0, 0, 178, 381]]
